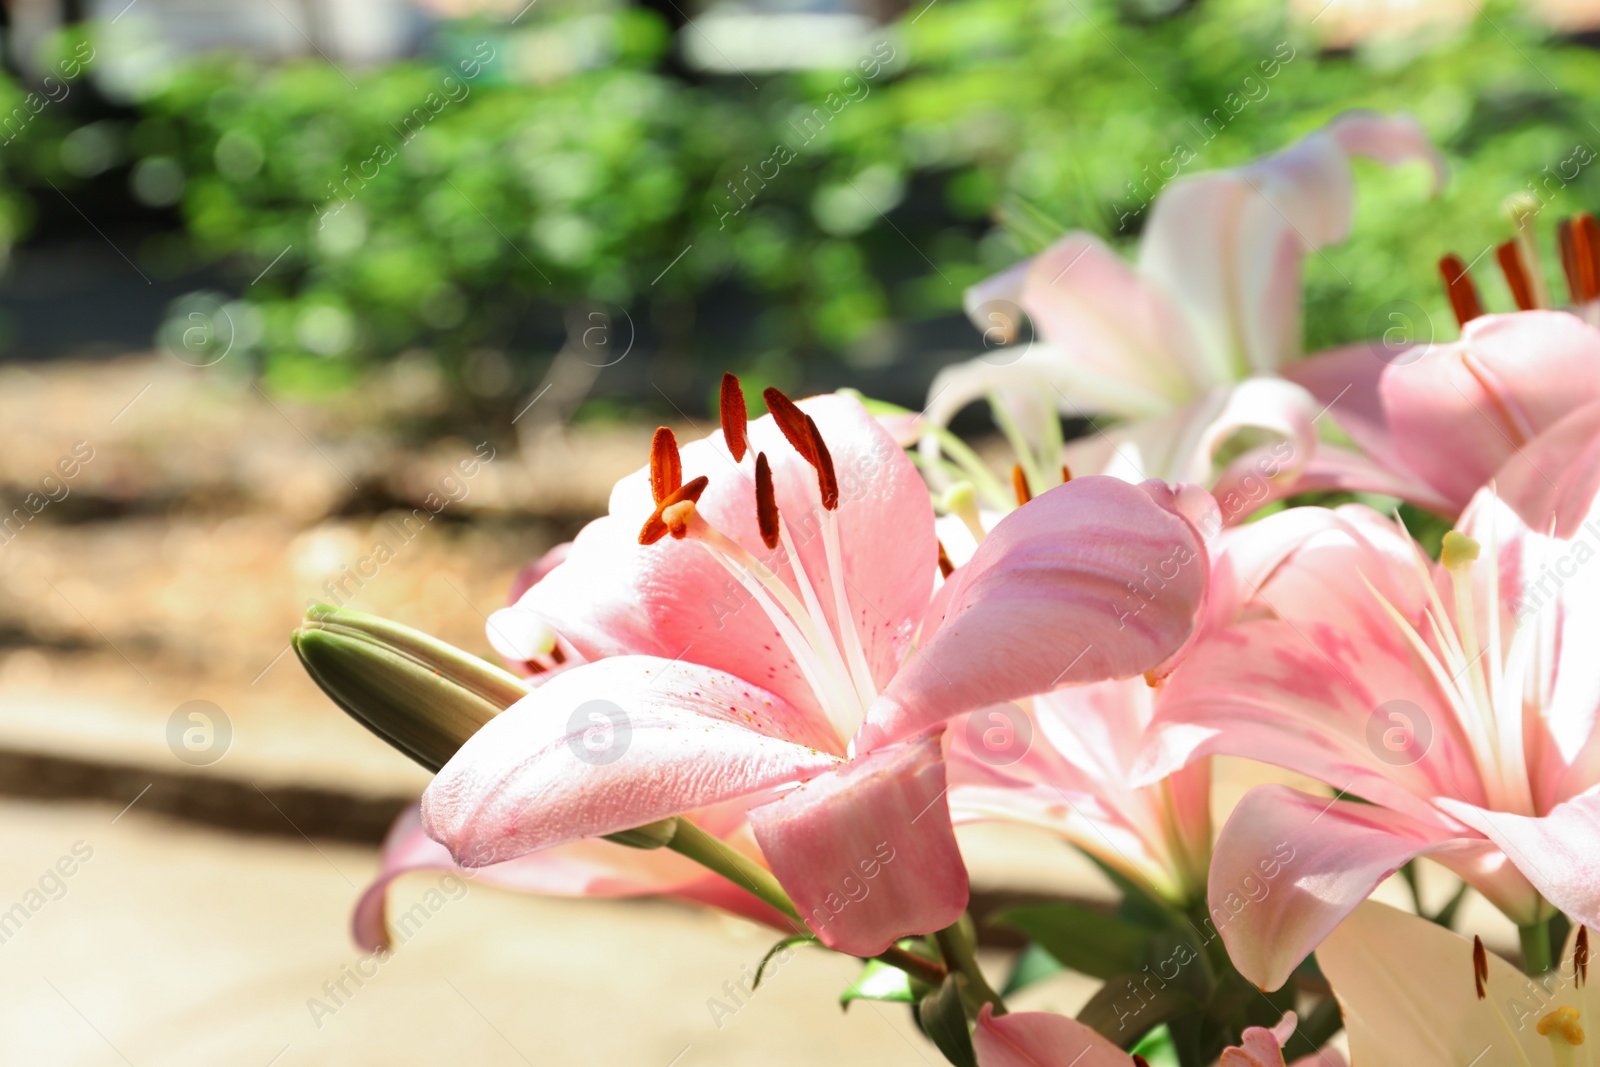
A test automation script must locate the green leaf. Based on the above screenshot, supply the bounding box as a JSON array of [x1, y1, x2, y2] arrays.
[[841, 958, 924, 1008], [1130, 1024, 1181, 1067], [990, 903, 1150, 980], [916, 975, 977, 1067], [1075, 973, 1198, 1049], [1001, 941, 1065, 996], [754, 933, 817, 989]]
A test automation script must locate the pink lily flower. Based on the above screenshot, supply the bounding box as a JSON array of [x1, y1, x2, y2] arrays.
[[351, 541, 785, 951], [1139, 483, 1600, 990], [421, 381, 1208, 956], [1318, 900, 1592, 1067], [921, 111, 1445, 516], [972, 1005, 1342, 1067], [1296, 309, 1600, 534], [946, 677, 1214, 908]]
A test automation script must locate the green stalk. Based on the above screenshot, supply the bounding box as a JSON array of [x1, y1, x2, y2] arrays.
[[935, 917, 1006, 1015], [667, 817, 800, 920], [1520, 917, 1555, 975], [986, 388, 1045, 498], [666, 819, 948, 987], [927, 424, 1013, 509]]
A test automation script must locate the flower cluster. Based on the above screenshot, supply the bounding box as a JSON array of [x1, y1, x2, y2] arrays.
[[295, 111, 1600, 1067]]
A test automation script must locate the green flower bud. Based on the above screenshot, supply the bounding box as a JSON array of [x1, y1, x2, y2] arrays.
[[293, 604, 677, 850], [293, 604, 527, 773]]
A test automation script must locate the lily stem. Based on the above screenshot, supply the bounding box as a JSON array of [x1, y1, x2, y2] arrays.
[[1519, 917, 1555, 975], [666, 818, 801, 921], [935, 918, 1006, 1015], [663, 819, 949, 987], [881, 945, 951, 988]]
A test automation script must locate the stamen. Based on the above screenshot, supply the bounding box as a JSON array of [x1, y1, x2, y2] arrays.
[[661, 500, 696, 537], [1577, 213, 1600, 303], [1475, 935, 1489, 1000], [650, 427, 682, 504], [1440, 254, 1485, 328], [1497, 241, 1538, 311], [1012, 464, 1032, 505], [806, 414, 839, 510], [942, 482, 986, 544], [720, 372, 749, 462], [1061, 464, 1072, 484], [754, 452, 780, 549], [937, 541, 954, 578], [1133, 1056, 1151, 1067], [1560, 217, 1581, 301], [1537, 1005, 1584, 1045], [549, 645, 567, 665], [763, 387, 819, 467], [761, 388, 839, 510], [639, 476, 709, 545], [1505, 193, 1550, 308], [1578, 927, 1590, 988], [1470, 932, 1546, 1067]]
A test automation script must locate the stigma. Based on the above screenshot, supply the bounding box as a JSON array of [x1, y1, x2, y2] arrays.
[[1539, 1006, 1585, 1046]]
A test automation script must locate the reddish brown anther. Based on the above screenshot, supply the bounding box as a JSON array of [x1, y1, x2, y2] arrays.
[[754, 452, 780, 549], [1559, 217, 1579, 300], [1011, 464, 1032, 506], [720, 372, 749, 462], [1061, 464, 1072, 484], [1132, 1056, 1151, 1067], [1473, 934, 1489, 1000], [805, 414, 839, 510], [549, 644, 567, 665], [639, 475, 709, 545], [1577, 213, 1600, 303], [1440, 254, 1485, 328], [763, 387, 819, 467], [761, 387, 839, 510], [1577, 926, 1590, 988], [650, 426, 682, 504], [937, 541, 954, 578], [1496, 241, 1538, 311]]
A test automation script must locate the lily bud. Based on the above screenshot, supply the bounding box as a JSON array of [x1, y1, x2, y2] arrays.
[[293, 604, 526, 772], [293, 605, 679, 850]]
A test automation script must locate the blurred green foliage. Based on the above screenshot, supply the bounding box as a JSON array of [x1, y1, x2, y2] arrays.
[[8, 0, 1600, 395]]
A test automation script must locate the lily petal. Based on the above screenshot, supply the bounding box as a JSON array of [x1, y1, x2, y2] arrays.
[[972, 1003, 1133, 1067], [352, 804, 785, 951], [1436, 792, 1600, 930], [1208, 784, 1454, 991], [865, 476, 1206, 750], [1318, 900, 1579, 1067], [1141, 617, 1482, 822], [1492, 397, 1600, 539], [1140, 112, 1442, 380], [422, 656, 840, 867], [748, 732, 967, 956], [1382, 310, 1600, 514]]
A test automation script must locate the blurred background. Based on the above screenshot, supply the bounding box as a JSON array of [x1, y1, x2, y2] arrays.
[[0, 0, 1595, 1060]]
